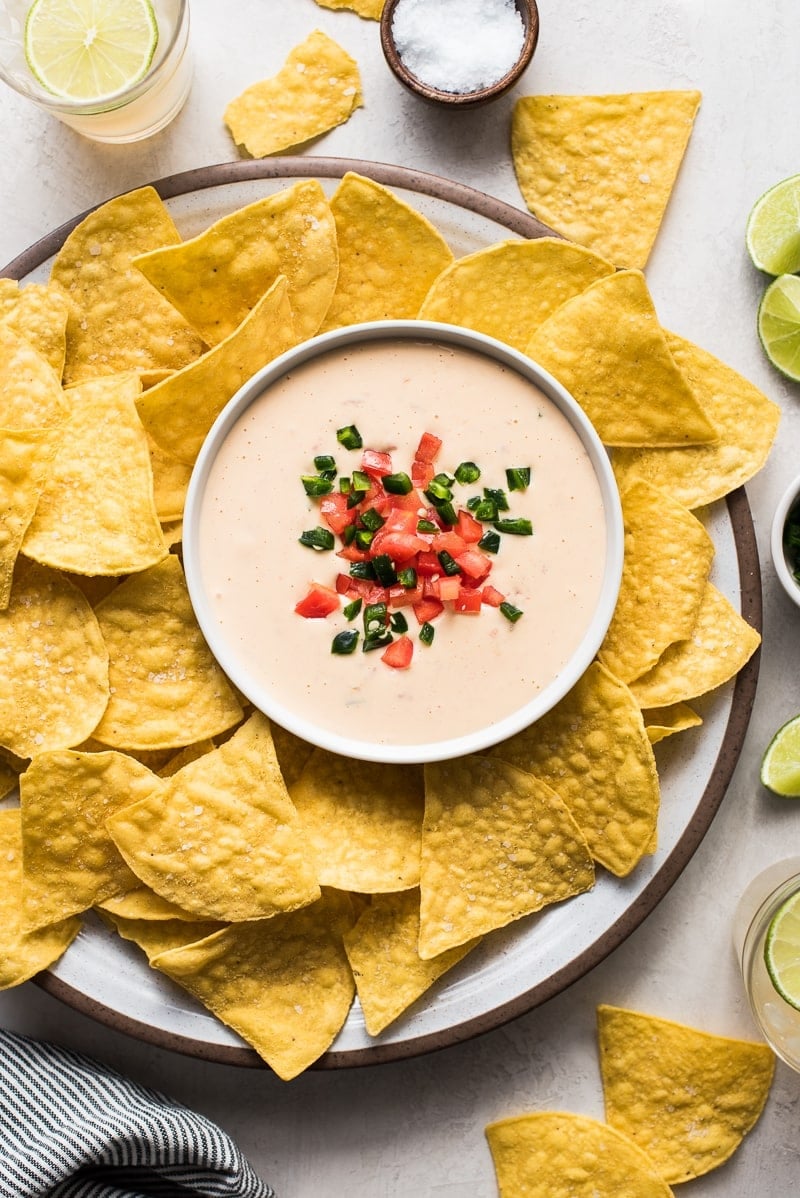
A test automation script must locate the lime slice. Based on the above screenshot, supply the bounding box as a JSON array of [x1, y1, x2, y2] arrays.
[[757, 274, 800, 381], [746, 175, 800, 276], [760, 714, 800, 795], [24, 0, 159, 102], [765, 890, 800, 1009]]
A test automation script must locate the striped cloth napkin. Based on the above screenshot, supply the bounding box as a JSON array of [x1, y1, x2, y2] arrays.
[[0, 1029, 276, 1198]]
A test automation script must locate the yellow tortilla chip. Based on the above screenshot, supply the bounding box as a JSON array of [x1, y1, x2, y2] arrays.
[[613, 332, 781, 508], [598, 480, 714, 683], [320, 172, 454, 330], [486, 1111, 675, 1197], [598, 1004, 775, 1183], [91, 554, 242, 750], [343, 889, 479, 1036], [511, 90, 701, 268], [525, 270, 718, 446], [0, 809, 80, 988], [0, 427, 60, 609], [290, 749, 424, 892], [629, 582, 761, 708], [0, 560, 109, 759], [224, 30, 363, 159], [135, 181, 338, 346], [100, 912, 226, 959], [489, 662, 659, 877], [135, 275, 297, 465], [147, 434, 192, 523], [419, 755, 594, 958], [97, 886, 211, 922], [644, 703, 702, 744], [270, 721, 316, 789], [21, 373, 168, 576], [314, 0, 383, 16], [0, 280, 70, 377], [106, 711, 320, 920], [418, 237, 613, 351], [49, 186, 205, 385], [151, 890, 356, 1080], [20, 749, 157, 930], [0, 322, 68, 430]]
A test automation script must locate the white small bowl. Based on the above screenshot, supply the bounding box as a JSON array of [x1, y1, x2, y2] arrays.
[[771, 472, 800, 608]]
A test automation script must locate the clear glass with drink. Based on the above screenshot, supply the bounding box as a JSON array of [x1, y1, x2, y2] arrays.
[[0, 0, 191, 143]]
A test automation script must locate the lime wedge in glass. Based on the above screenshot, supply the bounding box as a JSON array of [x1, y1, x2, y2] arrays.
[[24, 0, 159, 102], [746, 175, 800, 276], [765, 890, 800, 1010], [760, 714, 800, 795], [757, 274, 800, 381]]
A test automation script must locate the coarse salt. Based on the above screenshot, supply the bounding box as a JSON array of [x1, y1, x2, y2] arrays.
[[391, 0, 525, 94]]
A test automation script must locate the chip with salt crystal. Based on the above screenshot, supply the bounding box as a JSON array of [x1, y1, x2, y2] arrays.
[[525, 270, 718, 446], [511, 90, 701, 268], [224, 30, 362, 159], [134, 180, 338, 346], [418, 237, 613, 352], [489, 661, 659, 877], [0, 427, 60, 610], [151, 890, 356, 1080], [643, 703, 702, 744], [598, 1004, 775, 1183], [0, 280, 70, 377], [0, 322, 67, 430]]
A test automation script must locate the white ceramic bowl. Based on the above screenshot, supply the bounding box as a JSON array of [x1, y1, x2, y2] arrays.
[[183, 320, 624, 764], [771, 472, 800, 608]]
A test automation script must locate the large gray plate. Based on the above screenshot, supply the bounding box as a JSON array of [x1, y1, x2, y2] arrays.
[[2, 157, 762, 1070]]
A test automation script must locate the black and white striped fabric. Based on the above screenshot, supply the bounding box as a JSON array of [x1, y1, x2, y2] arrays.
[[0, 1030, 276, 1198]]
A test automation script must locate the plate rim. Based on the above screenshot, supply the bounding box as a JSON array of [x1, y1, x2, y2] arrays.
[[3, 155, 761, 1071]]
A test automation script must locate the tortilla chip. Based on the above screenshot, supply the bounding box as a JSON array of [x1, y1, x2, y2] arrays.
[[290, 749, 424, 892], [100, 912, 226, 959], [598, 1004, 775, 1183], [106, 711, 320, 921], [629, 582, 761, 708], [0, 427, 61, 609], [0, 808, 80, 988], [613, 332, 781, 508], [0, 560, 109, 759], [224, 30, 363, 159], [271, 722, 316, 789], [419, 754, 594, 958], [91, 554, 242, 751], [156, 738, 216, 777], [135, 274, 297, 465], [97, 886, 212, 922], [20, 749, 157, 930], [598, 480, 714, 683], [147, 433, 192, 523], [343, 889, 479, 1036], [49, 186, 205, 384], [21, 373, 168, 576], [319, 172, 454, 330], [151, 890, 356, 1080], [0, 281, 70, 377], [525, 270, 718, 446], [644, 703, 702, 744], [418, 237, 613, 352], [317, 0, 383, 13], [511, 90, 701, 268], [0, 758, 18, 799], [486, 1111, 675, 1197], [0, 322, 68, 430], [489, 662, 659, 877], [134, 180, 338, 346]]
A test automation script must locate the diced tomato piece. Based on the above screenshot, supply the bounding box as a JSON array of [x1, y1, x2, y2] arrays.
[[455, 549, 493, 581], [411, 458, 434, 489], [413, 598, 444, 624], [389, 584, 424, 608], [381, 635, 413, 669], [370, 529, 429, 563], [336, 543, 371, 563], [335, 572, 354, 595], [319, 492, 355, 536], [455, 509, 484, 544], [435, 531, 468, 557], [388, 488, 425, 513], [343, 577, 389, 603], [438, 576, 461, 602], [415, 431, 442, 464], [361, 449, 393, 478], [482, 585, 506, 607], [453, 587, 482, 614], [415, 551, 442, 578], [382, 507, 420, 535], [295, 583, 340, 618], [363, 478, 388, 508]]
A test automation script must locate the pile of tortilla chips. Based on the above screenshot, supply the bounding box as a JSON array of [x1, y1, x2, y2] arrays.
[[0, 157, 775, 1078], [486, 1004, 775, 1193]]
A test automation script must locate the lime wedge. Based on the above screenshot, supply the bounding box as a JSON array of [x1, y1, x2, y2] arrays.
[[24, 0, 159, 102], [746, 175, 800, 276], [765, 890, 800, 1010], [757, 274, 800, 381], [761, 714, 800, 795]]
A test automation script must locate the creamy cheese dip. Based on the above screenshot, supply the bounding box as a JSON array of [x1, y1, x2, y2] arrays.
[[195, 337, 608, 751]]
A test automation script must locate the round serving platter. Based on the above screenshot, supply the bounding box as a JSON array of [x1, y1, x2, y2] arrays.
[[2, 157, 762, 1070]]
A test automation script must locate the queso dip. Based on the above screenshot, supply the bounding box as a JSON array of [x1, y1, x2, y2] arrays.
[[193, 335, 611, 754]]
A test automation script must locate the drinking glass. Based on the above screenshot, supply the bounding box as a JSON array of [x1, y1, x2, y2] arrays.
[[0, 0, 192, 143]]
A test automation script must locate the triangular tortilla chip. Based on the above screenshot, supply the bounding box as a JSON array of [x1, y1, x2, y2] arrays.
[[0, 427, 60, 609], [0, 323, 68, 430], [0, 280, 70, 377], [643, 703, 702, 744], [512, 90, 701, 267]]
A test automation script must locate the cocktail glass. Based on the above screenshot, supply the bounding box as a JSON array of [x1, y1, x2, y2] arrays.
[[0, 0, 192, 143]]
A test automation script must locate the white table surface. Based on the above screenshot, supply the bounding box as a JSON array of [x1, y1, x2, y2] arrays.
[[2, 0, 800, 1193]]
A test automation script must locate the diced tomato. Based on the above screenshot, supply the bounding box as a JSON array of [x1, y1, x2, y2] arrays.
[[388, 488, 425, 513], [381, 635, 413, 669], [335, 572, 354, 595], [435, 531, 468, 557], [295, 583, 340, 618], [342, 577, 389, 603], [388, 581, 424, 607], [336, 543, 370, 563], [415, 431, 442, 464], [319, 492, 355, 536], [455, 549, 492, 581], [369, 530, 429, 563], [413, 598, 444, 625], [438, 576, 461, 602], [415, 551, 442, 578], [482, 585, 506, 607], [411, 458, 434, 489], [361, 449, 393, 478], [382, 507, 420, 535], [455, 509, 484, 544], [453, 587, 482, 614], [363, 478, 388, 509]]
